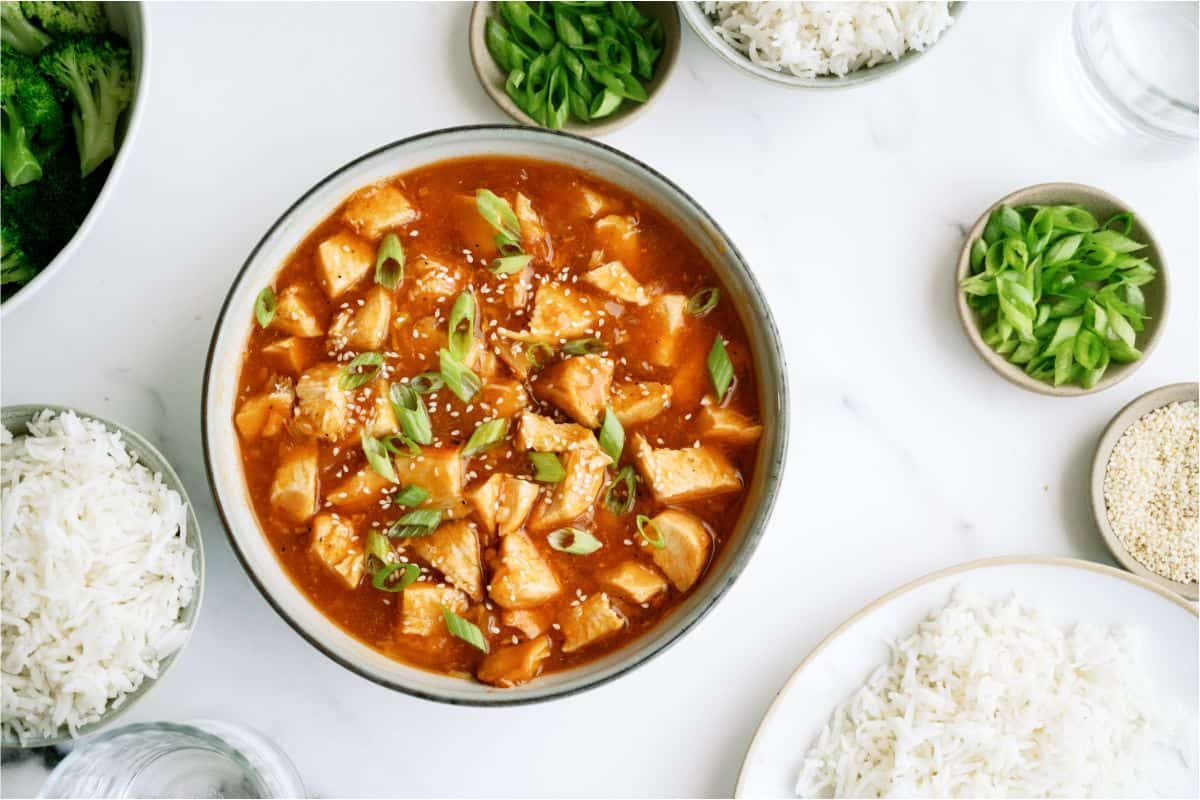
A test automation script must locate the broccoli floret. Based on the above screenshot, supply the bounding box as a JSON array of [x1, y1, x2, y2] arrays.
[[38, 35, 130, 176], [1, 46, 66, 185], [20, 1, 107, 37], [1, 217, 38, 287], [0, 2, 51, 56]]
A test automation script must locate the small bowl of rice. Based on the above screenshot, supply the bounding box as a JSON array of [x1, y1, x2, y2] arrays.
[[1, 406, 204, 748], [680, 1, 964, 88]]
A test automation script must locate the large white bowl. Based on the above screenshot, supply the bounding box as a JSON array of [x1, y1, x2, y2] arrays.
[[203, 125, 789, 705], [0, 2, 149, 319]]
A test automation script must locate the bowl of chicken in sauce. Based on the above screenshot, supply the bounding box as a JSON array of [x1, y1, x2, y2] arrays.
[[203, 125, 787, 703]]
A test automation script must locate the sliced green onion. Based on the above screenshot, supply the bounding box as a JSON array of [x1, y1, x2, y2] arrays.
[[596, 407, 624, 463], [529, 451, 565, 483], [603, 465, 637, 515], [366, 529, 393, 565], [439, 348, 481, 403], [491, 254, 533, 275], [526, 342, 554, 368], [687, 287, 720, 317], [463, 417, 509, 458], [475, 189, 521, 243], [339, 351, 384, 391], [561, 338, 606, 356], [442, 606, 488, 652], [254, 287, 276, 328], [408, 372, 444, 395], [373, 562, 420, 593], [589, 87, 621, 118], [393, 484, 430, 507], [381, 434, 421, 457], [447, 291, 476, 361], [387, 508, 442, 538], [374, 233, 405, 290], [707, 336, 734, 402], [361, 430, 398, 483], [389, 382, 433, 446], [547, 528, 603, 555], [636, 514, 666, 550]]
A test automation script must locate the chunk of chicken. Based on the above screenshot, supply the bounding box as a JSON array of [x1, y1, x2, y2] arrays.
[[342, 182, 418, 239], [270, 443, 318, 522], [501, 608, 548, 639], [501, 284, 596, 343], [594, 214, 640, 264], [479, 379, 530, 419], [611, 381, 672, 427], [477, 635, 552, 688], [409, 520, 483, 601], [630, 434, 741, 503], [489, 531, 561, 609], [452, 193, 499, 257], [272, 285, 324, 338], [493, 340, 536, 380], [316, 231, 374, 299], [515, 411, 598, 454], [644, 294, 688, 366], [467, 474, 540, 538], [504, 266, 534, 310], [528, 445, 609, 533], [514, 192, 551, 262], [532, 355, 614, 428], [361, 379, 398, 438], [394, 447, 464, 511], [327, 464, 392, 511], [262, 337, 314, 374], [309, 513, 363, 589], [235, 380, 294, 440], [602, 561, 668, 604], [559, 593, 626, 654], [400, 583, 468, 637], [328, 286, 392, 351], [697, 405, 764, 446], [645, 509, 711, 592], [293, 363, 349, 440], [578, 187, 615, 218], [582, 261, 649, 306], [409, 256, 466, 305]]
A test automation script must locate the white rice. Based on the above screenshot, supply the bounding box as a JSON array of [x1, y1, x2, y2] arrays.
[[797, 591, 1186, 798], [1, 410, 197, 743], [701, 2, 955, 78]]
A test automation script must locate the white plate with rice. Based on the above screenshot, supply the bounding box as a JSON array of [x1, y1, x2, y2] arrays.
[[681, 2, 965, 88], [737, 556, 1199, 798], [1, 406, 203, 747]]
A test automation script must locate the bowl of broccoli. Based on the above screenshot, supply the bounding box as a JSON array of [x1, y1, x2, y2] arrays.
[[1, 1, 146, 315]]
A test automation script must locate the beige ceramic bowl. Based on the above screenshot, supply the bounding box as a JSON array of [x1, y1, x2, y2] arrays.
[[1091, 382, 1198, 600], [468, 2, 680, 137], [955, 183, 1169, 397]]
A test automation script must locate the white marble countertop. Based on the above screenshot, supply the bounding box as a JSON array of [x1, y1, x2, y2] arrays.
[[2, 2, 1196, 797]]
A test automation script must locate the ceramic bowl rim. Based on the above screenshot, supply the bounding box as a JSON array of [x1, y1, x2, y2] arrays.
[[953, 181, 1170, 397], [1089, 381, 1199, 600], [0, 403, 205, 748], [201, 123, 789, 706]]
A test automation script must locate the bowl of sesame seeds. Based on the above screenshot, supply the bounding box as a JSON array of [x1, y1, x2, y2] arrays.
[[1092, 382, 1199, 600]]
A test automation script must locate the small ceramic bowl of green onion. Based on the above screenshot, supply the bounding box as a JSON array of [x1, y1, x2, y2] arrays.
[[955, 183, 1169, 397], [468, 1, 680, 137]]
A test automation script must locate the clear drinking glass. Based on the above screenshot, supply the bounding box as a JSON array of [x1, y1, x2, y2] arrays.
[[37, 721, 305, 799], [1061, 2, 1199, 152]]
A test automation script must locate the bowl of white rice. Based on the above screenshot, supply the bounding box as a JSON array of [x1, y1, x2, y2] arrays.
[[1, 406, 203, 748], [681, 2, 964, 88]]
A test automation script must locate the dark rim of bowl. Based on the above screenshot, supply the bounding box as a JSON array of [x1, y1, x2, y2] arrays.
[[201, 123, 789, 706]]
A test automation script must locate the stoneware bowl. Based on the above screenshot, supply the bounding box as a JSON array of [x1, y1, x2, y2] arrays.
[[1090, 382, 1199, 601], [955, 182, 1169, 397], [679, 1, 964, 88], [468, 2, 680, 137], [0, 404, 205, 748], [203, 124, 788, 705], [0, 2, 150, 319]]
